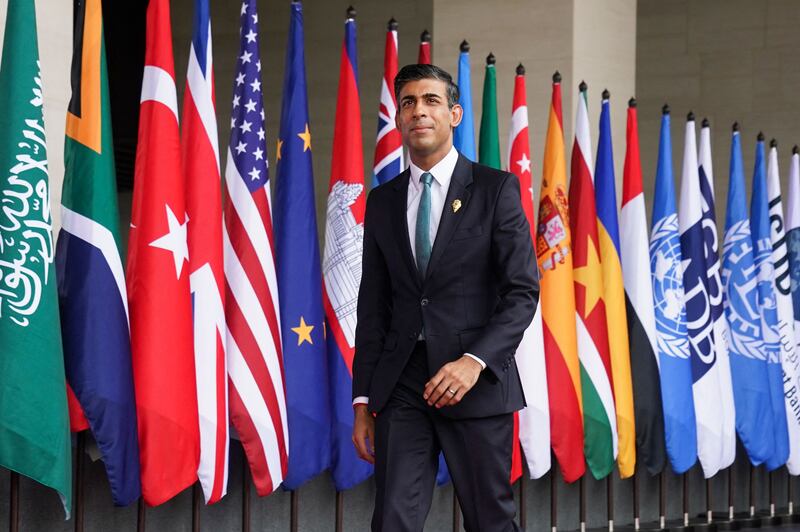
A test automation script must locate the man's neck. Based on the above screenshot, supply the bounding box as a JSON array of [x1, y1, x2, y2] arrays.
[[409, 142, 454, 171]]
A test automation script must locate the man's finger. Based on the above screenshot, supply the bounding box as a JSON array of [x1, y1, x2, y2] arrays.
[[423, 371, 445, 401], [430, 378, 456, 407]]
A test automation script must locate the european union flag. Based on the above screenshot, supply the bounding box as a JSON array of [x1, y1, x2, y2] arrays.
[[273, 1, 331, 489]]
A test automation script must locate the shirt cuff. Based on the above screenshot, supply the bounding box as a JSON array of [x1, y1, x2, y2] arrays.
[[352, 396, 369, 406], [464, 353, 486, 370]]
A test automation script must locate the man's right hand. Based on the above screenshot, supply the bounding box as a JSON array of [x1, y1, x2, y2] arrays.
[[352, 404, 375, 464]]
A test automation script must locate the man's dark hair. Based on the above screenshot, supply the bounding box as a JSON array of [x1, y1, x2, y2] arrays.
[[394, 64, 460, 109]]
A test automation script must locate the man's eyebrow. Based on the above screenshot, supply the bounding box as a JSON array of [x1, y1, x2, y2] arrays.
[[400, 92, 444, 101]]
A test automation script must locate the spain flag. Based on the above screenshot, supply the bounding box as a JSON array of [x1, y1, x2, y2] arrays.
[[536, 72, 585, 482]]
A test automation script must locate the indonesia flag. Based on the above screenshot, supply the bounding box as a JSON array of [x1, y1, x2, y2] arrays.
[[507, 64, 550, 480], [181, 0, 228, 503], [127, 0, 199, 506], [325, 7, 372, 491], [418, 29, 431, 64], [224, 0, 288, 495], [371, 18, 402, 187]]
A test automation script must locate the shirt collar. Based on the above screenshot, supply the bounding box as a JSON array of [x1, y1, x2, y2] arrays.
[[409, 146, 459, 188]]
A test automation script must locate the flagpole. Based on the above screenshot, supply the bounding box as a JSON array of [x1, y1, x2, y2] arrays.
[[682, 473, 689, 526], [9, 471, 19, 532], [290, 490, 299, 532], [580, 476, 586, 532], [74, 431, 86, 532], [242, 452, 250, 532], [659, 471, 665, 529], [551, 459, 558, 532], [749, 465, 756, 519], [608, 475, 614, 531], [706, 477, 712, 524], [633, 468, 640, 531], [137, 498, 146, 532], [729, 466, 735, 522], [520, 476, 527, 530], [191, 483, 201, 532]]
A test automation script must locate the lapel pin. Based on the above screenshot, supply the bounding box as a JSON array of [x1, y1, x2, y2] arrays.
[[452, 199, 462, 213]]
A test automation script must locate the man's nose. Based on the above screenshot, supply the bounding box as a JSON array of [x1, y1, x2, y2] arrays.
[[411, 102, 428, 118]]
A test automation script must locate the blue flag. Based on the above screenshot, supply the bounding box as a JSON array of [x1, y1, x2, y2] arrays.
[[750, 136, 790, 470], [650, 109, 697, 473], [273, 1, 331, 489], [722, 129, 774, 465], [453, 44, 475, 160]]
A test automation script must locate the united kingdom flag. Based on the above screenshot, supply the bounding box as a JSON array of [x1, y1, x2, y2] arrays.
[[371, 17, 402, 187]]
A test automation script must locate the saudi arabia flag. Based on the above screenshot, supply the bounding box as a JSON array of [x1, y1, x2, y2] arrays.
[[0, 0, 72, 515]]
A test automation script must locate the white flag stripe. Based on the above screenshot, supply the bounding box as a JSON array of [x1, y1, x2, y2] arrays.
[[788, 154, 800, 232], [60, 206, 130, 320], [227, 333, 284, 489], [186, 31, 220, 169]]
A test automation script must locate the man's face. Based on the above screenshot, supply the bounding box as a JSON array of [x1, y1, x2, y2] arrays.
[[395, 78, 462, 157]]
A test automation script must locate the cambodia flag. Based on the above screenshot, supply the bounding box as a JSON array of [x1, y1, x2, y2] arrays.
[[323, 8, 372, 491]]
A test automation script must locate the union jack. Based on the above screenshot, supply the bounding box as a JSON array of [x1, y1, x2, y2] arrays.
[[372, 17, 402, 187]]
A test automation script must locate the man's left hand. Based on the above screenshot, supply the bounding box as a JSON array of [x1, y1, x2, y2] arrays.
[[424, 355, 483, 408]]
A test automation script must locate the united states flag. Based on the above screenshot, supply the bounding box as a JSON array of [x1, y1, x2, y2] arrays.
[[224, 0, 288, 495]]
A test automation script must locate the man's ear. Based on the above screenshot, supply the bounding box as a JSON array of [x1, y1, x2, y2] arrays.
[[450, 104, 464, 128]]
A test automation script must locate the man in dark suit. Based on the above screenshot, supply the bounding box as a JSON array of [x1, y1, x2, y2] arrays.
[[352, 63, 538, 532]]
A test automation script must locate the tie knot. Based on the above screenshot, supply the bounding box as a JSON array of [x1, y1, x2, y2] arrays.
[[420, 172, 433, 187]]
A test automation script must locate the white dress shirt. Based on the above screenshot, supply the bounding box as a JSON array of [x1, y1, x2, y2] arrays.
[[353, 147, 484, 407]]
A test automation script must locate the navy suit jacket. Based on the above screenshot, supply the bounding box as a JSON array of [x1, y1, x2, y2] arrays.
[[352, 153, 539, 419]]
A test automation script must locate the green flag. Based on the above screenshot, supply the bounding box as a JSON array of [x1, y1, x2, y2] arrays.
[[478, 53, 500, 169], [0, 0, 72, 515]]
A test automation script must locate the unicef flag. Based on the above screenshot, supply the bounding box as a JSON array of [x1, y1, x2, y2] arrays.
[[750, 134, 790, 471], [722, 126, 773, 465], [650, 107, 697, 473]]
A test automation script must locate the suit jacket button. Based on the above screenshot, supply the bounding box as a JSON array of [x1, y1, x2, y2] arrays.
[[420, 298, 429, 307]]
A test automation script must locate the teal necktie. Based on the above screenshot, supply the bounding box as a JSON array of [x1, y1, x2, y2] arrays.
[[415, 172, 434, 276]]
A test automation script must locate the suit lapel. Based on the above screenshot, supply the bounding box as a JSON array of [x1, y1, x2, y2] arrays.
[[390, 169, 422, 287], [425, 155, 474, 281]]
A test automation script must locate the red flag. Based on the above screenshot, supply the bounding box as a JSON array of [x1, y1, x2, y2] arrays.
[[181, 0, 228, 504], [418, 29, 431, 64], [127, 0, 199, 506]]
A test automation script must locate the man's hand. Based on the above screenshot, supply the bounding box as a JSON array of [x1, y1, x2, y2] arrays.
[[424, 355, 482, 408], [352, 404, 375, 464]]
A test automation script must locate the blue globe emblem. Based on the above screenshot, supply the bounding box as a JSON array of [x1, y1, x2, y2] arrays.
[[651, 215, 689, 359]]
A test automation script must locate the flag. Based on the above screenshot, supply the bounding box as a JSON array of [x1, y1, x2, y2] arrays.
[[766, 140, 800, 472], [751, 134, 790, 471], [722, 125, 773, 465], [786, 145, 800, 475], [678, 114, 724, 478], [418, 29, 431, 64], [0, 0, 71, 514], [371, 18, 402, 187], [478, 53, 500, 169], [274, 1, 330, 489], [620, 98, 665, 475], [324, 8, 372, 490], [453, 40, 476, 161], [570, 84, 617, 480], [536, 72, 585, 483], [650, 106, 696, 474], [595, 92, 636, 479], [127, 0, 199, 505], [698, 120, 736, 469], [224, 0, 288, 496], [509, 64, 550, 480], [56, 0, 140, 506], [182, 0, 228, 503]]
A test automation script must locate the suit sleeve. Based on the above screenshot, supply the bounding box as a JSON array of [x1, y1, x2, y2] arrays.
[[352, 190, 393, 400], [464, 173, 540, 378]]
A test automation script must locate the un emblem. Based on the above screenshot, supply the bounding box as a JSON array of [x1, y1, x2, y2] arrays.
[[650, 214, 690, 359]]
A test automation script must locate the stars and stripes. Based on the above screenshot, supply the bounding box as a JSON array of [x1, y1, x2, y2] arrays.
[[224, 0, 288, 496]]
